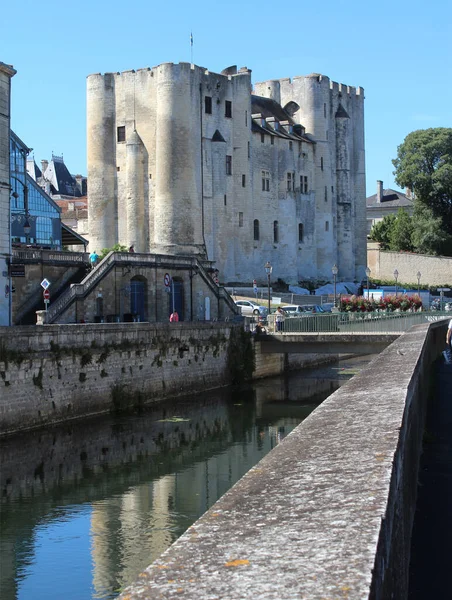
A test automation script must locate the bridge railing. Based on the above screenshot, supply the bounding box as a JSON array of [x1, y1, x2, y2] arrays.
[[266, 311, 451, 334]]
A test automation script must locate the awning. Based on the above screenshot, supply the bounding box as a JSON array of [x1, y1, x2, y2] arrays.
[[61, 222, 88, 248]]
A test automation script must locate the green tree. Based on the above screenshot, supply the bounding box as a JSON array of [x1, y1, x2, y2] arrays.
[[389, 208, 414, 251], [369, 213, 397, 249], [392, 128, 452, 236], [411, 203, 452, 256]]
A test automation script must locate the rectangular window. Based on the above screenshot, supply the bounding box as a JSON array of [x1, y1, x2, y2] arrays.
[[117, 126, 126, 143], [226, 155, 232, 175], [205, 96, 212, 114], [304, 176, 308, 194], [239, 212, 244, 227], [320, 156, 324, 171], [289, 141, 293, 150], [287, 172, 295, 192], [271, 136, 274, 145], [224, 195, 227, 206], [242, 174, 246, 187], [261, 133, 265, 143], [245, 110, 248, 126], [324, 103, 327, 118], [225, 100, 232, 118], [325, 186, 328, 202], [325, 221, 329, 232], [248, 142, 250, 159], [261, 170, 270, 192]]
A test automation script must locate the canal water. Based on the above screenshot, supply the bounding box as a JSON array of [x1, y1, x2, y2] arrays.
[[0, 355, 375, 600]]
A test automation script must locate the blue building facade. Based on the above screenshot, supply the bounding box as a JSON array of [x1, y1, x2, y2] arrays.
[[10, 131, 62, 248]]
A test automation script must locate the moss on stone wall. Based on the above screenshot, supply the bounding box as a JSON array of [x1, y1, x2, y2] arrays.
[[227, 328, 254, 384]]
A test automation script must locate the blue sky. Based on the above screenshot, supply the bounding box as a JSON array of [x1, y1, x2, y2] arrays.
[[4, 0, 451, 195]]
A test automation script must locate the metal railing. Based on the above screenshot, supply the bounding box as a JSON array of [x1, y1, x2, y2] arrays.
[[12, 248, 89, 264], [265, 311, 451, 334]]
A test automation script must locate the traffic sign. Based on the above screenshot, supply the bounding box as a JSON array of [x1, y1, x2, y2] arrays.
[[43, 289, 50, 300], [41, 278, 51, 290], [164, 273, 171, 287]]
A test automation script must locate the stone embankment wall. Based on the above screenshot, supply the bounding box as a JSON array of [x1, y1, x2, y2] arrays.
[[119, 319, 448, 600], [0, 322, 337, 435], [368, 244, 452, 286], [0, 323, 243, 436]]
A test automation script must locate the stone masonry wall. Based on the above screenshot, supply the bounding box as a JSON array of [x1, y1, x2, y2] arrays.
[[0, 323, 241, 436], [368, 245, 452, 286]]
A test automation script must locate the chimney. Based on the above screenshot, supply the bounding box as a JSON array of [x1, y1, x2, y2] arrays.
[[377, 180, 383, 203], [41, 159, 49, 174]]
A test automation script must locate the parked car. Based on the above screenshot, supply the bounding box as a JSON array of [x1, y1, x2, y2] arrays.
[[281, 305, 306, 316], [303, 305, 327, 314], [235, 300, 268, 320]]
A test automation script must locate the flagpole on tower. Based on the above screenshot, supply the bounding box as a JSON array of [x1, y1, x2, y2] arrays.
[[190, 31, 193, 65]]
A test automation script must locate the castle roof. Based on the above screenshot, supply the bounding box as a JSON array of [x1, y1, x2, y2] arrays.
[[251, 95, 314, 143]]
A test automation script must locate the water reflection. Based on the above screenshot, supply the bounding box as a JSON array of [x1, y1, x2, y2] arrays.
[[0, 355, 374, 600]]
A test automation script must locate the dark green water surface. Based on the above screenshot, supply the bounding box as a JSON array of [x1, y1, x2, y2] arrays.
[[0, 355, 374, 600]]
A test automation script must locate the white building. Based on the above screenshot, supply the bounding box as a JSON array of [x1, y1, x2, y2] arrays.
[[87, 63, 366, 285]]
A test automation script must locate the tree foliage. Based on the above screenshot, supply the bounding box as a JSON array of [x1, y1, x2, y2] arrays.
[[369, 206, 452, 256], [392, 128, 452, 235]]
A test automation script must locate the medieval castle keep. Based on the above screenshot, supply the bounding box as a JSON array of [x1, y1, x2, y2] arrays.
[[87, 62, 366, 284]]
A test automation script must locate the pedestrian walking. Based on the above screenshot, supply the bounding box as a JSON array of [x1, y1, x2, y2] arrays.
[[89, 250, 99, 269], [170, 310, 179, 322]]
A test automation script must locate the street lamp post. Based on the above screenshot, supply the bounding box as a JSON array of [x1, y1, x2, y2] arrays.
[[417, 271, 421, 296], [394, 269, 399, 297], [332, 264, 338, 308], [365, 267, 371, 299], [264, 261, 272, 316]]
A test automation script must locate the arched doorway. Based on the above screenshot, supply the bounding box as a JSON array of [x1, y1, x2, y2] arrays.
[[169, 278, 184, 321], [130, 276, 147, 321]]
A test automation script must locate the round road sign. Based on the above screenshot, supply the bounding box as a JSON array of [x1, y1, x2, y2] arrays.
[[43, 289, 50, 300], [164, 273, 171, 287]]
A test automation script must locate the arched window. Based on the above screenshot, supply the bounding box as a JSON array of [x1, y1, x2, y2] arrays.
[[273, 220, 279, 243], [254, 219, 260, 241], [298, 223, 304, 243]]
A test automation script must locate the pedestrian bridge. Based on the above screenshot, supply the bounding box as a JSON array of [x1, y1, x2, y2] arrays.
[[257, 332, 400, 354]]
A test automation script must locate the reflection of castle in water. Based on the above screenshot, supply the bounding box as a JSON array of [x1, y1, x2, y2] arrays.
[[0, 368, 344, 599]]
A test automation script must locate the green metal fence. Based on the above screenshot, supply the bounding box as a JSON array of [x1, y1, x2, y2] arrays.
[[266, 311, 451, 334]]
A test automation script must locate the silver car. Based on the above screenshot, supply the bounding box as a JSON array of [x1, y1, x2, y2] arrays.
[[235, 300, 268, 320]]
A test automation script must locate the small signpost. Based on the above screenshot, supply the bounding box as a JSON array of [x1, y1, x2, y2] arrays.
[[43, 288, 50, 310], [253, 279, 258, 298]]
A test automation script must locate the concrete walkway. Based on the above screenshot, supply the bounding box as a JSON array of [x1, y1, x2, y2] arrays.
[[408, 357, 452, 598]]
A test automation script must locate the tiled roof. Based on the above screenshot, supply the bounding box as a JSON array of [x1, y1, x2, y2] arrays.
[[366, 188, 414, 209]]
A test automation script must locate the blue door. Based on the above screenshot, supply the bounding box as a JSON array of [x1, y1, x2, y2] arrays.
[[130, 280, 145, 321], [169, 280, 184, 321]]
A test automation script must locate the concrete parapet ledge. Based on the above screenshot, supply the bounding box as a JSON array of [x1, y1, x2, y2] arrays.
[[119, 320, 448, 600]]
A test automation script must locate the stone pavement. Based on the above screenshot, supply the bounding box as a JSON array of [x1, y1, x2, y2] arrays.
[[408, 356, 452, 598]]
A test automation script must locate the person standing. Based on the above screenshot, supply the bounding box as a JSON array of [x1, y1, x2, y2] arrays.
[[129, 245, 135, 253], [170, 310, 179, 322], [275, 307, 285, 332]]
